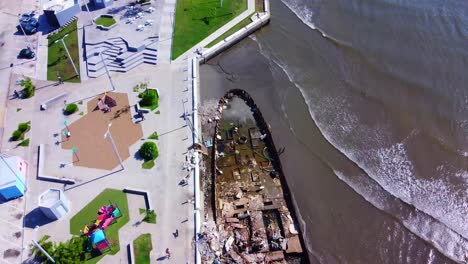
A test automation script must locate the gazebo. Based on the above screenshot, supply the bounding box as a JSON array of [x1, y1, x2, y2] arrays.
[[39, 189, 70, 220]]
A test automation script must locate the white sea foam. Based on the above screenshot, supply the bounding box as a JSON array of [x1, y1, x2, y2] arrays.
[[280, 0, 352, 46], [253, 35, 468, 261]]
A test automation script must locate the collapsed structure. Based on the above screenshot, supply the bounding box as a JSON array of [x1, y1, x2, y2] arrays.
[[199, 90, 306, 263]]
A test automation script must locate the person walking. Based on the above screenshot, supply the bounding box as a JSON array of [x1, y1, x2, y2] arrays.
[[175, 229, 179, 237], [165, 248, 171, 259]]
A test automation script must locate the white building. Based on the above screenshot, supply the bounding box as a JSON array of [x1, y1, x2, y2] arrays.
[[39, 189, 70, 220], [43, 0, 80, 27]]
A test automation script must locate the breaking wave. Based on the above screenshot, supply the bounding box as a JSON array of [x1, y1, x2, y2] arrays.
[[252, 33, 468, 262]]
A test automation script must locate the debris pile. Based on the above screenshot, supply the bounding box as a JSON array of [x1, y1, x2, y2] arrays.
[[198, 90, 306, 263]]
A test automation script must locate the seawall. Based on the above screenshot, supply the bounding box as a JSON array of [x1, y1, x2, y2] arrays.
[[199, 0, 271, 62], [190, 1, 270, 263]]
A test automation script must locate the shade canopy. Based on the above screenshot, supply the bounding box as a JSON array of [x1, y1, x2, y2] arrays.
[[90, 229, 106, 245]]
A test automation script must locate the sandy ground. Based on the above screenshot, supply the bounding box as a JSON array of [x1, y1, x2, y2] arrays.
[[61, 92, 143, 171]]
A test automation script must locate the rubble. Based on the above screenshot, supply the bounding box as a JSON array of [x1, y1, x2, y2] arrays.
[[199, 90, 306, 263]]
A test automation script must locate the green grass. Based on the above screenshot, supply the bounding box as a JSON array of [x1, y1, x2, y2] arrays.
[[133, 234, 152, 264], [18, 138, 29, 147], [69, 189, 129, 263], [205, 12, 254, 48], [16, 108, 21, 112], [155, 110, 160, 114], [139, 209, 157, 224], [172, 0, 248, 60], [95, 16, 116, 27], [206, 0, 264, 48], [148, 131, 159, 140], [142, 159, 155, 169], [47, 20, 80, 83]]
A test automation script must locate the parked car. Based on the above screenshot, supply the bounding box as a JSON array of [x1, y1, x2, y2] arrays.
[[19, 12, 35, 23], [18, 48, 35, 59], [17, 12, 39, 35]]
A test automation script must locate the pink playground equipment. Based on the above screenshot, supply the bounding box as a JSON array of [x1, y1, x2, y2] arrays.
[[81, 200, 123, 254]]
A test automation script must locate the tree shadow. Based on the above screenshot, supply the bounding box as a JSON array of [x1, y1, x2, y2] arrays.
[[24, 208, 56, 228]]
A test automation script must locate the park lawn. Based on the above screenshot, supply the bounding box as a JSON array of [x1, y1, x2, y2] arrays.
[[69, 189, 129, 264], [205, 12, 254, 48], [206, 0, 264, 48], [172, 0, 248, 60], [133, 234, 153, 264], [95, 16, 116, 27], [47, 19, 80, 83]]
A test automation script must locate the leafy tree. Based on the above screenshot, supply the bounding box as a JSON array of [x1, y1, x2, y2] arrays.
[[20, 77, 35, 98], [31, 235, 85, 263], [139, 89, 158, 108], [18, 122, 30, 132], [139, 142, 158, 161], [11, 130, 23, 141], [31, 235, 53, 263]]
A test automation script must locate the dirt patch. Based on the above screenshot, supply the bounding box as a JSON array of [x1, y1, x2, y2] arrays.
[[61, 92, 143, 170]]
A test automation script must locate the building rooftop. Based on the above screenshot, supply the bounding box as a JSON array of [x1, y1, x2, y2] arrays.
[[43, 0, 78, 12], [39, 189, 62, 207], [0, 155, 23, 188]]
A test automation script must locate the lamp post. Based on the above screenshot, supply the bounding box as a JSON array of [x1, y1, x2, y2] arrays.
[[99, 51, 116, 91], [82, 0, 94, 25], [17, 22, 33, 49], [104, 123, 124, 170], [54, 34, 79, 76]]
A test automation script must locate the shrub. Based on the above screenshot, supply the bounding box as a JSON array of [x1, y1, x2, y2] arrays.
[[139, 90, 157, 107], [21, 78, 35, 98], [18, 138, 30, 147], [11, 130, 23, 141], [139, 142, 158, 161], [138, 89, 159, 110], [18, 122, 30, 133], [65, 103, 78, 115]]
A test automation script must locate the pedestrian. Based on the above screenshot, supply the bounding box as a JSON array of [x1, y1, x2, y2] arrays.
[[13, 90, 19, 98], [165, 248, 171, 259], [58, 76, 63, 84], [175, 229, 178, 237]]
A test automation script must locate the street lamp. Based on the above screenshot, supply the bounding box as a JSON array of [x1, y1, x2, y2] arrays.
[[104, 123, 124, 170], [54, 34, 79, 76], [99, 51, 116, 90], [17, 22, 33, 49], [81, 0, 94, 25]]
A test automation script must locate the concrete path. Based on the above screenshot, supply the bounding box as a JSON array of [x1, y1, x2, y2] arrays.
[[0, 0, 197, 263], [174, 0, 255, 62]]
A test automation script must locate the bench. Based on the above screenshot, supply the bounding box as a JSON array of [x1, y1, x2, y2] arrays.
[[40, 92, 68, 111]]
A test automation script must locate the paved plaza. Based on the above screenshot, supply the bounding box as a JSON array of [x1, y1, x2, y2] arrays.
[[0, 0, 261, 262]]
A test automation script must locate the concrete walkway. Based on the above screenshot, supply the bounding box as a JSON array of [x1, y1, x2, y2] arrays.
[[174, 0, 255, 62]]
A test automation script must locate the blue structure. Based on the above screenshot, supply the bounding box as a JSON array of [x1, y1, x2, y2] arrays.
[[0, 155, 27, 200]]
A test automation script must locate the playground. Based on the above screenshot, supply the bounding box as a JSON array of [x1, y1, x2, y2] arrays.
[[69, 189, 129, 263], [61, 92, 143, 170]]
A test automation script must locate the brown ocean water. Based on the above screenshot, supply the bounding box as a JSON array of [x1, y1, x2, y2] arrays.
[[200, 0, 468, 263]]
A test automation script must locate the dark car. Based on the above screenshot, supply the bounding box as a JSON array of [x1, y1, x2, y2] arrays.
[[18, 48, 35, 59], [17, 12, 39, 35], [19, 12, 35, 23]]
